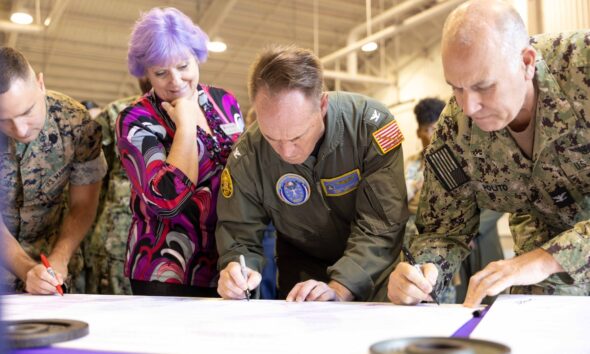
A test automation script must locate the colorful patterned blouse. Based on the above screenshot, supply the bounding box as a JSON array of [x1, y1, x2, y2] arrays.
[[116, 85, 243, 288]]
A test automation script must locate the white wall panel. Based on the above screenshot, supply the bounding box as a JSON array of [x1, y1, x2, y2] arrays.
[[541, 0, 590, 32]]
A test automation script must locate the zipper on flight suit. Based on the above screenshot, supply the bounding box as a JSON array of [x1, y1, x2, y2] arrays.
[[312, 155, 332, 212]]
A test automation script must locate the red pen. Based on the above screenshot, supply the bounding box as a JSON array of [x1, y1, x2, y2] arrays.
[[40, 253, 64, 296]]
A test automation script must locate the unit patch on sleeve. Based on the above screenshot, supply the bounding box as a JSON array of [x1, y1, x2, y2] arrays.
[[320, 169, 361, 197], [221, 168, 233, 198], [425, 145, 469, 191], [372, 120, 404, 155]]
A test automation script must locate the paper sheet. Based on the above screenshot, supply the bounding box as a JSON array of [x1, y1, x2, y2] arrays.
[[471, 294, 590, 354], [3, 294, 475, 354]]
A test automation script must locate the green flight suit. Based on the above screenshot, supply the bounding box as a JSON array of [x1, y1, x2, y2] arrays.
[[216, 91, 408, 301], [413, 31, 590, 296]]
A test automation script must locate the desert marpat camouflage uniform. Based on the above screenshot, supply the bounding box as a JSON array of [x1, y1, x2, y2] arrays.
[[0, 90, 107, 293], [84, 96, 138, 295], [413, 31, 590, 296]]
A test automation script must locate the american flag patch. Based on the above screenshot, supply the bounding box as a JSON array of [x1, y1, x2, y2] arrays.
[[372, 120, 404, 154], [425, 145, 469, 191]]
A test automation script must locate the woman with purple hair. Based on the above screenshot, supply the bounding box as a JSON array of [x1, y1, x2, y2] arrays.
[[116, 7, 244, 296]]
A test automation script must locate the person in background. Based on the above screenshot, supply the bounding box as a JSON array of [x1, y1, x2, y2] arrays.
[[84, 79, 151, 295], [388, 0, 590, 307], [81, 100, 101, 119], [0, 47, 106, 294], [404, 98, 446, 239], [216, 45, 407, 302], [116, 7, 243, 297], [404, 97, 504, 304]]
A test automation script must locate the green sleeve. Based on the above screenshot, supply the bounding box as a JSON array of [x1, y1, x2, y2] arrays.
[[327, 116, 409, 301], [215, 155, 270, 273], [541, 221, 590, 284]]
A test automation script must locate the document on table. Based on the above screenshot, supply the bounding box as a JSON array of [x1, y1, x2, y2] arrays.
[[471, 294, 590, 354], [3, 294, 475, 354]]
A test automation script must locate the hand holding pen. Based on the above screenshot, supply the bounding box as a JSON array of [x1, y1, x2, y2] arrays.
[[387, 246, 440, 305], [40, 254, 64, 296], [217, 255, 261, 300], [401, 246, 439, 305]]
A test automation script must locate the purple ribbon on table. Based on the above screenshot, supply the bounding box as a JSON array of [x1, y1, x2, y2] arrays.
[[451, 306, 490, 338]]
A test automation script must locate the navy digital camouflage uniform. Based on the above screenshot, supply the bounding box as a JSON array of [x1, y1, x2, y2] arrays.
[[404, 152, 503, 303], [84, 96, 138, 295], [0, 90, 107, 293], [217, 92, 408, 301], [413, 31, 590, 296]]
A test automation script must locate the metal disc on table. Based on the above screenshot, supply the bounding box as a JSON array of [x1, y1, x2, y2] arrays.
[[6, 319, 89, 349], [370, 337, 510, 354]]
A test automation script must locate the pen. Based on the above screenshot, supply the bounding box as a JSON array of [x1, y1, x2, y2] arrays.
[[40, 253, 64, 296], [239, 254, 251, 301], [401, 246, 439, 305]]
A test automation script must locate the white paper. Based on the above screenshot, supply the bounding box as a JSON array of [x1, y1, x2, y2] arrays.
[[2, 294, 475, 354], [471, 294, 590, 354]]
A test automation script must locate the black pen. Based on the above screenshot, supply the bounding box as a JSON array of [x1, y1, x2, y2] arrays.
[[239, 255, 251, 301], [401, 246, 440, 305]]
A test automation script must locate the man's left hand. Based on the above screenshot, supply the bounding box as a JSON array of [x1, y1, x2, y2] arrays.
[[286, 280, 354, 302], [464, 248, 564, 307]]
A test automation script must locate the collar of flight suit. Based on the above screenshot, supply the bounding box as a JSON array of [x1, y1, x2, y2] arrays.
[[315, 92, 345, 161]]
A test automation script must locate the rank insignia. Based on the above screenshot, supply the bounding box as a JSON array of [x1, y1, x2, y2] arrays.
[[321, 169, 361, 196], [372, 120, 404, 155], [276, 173, 311, 206], [549, 186, 575, 208], [221, 168, 233, 198]]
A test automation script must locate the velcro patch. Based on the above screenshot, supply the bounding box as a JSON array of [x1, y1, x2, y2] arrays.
[[365, 108, 387, 126], [221, 168, 233, 198], [425, 145, 469, 191], [372, 120, 404, 155], [321, 169, 361, 196]]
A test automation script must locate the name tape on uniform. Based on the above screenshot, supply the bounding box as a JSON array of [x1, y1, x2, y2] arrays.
[[321, 169, 361, 197]]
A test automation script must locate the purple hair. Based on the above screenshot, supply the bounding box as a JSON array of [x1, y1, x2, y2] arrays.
[[127, 7, 208, 77]]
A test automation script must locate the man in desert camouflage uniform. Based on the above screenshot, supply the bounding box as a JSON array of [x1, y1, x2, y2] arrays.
[[85, 79, 150, 295], [388, 0, 590, 307], [0, 47, 106, 294]]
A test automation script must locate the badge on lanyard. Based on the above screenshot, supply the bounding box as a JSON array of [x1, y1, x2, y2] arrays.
[[276, 173, 311, 206], [220, 123, 242, 136]]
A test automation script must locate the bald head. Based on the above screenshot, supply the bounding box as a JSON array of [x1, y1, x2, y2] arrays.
[[440, 0, 538, 132], [442, 0, 529, 65]]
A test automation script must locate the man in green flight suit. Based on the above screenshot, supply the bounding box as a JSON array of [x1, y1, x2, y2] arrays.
[[388, 0, 590, 307], [216, 45, 408, 302]]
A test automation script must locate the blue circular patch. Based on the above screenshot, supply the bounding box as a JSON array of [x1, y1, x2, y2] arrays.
[[276, 173, 311, 206]]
